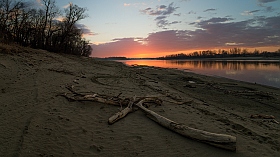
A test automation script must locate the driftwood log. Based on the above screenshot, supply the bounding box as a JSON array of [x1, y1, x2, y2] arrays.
[[60, 88, 237, 151], [135, 98, 236, 151]]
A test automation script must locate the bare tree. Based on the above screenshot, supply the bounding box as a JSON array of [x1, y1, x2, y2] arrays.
[[0, 0, 25, 41], [0, 0, 92, 57], [60, 3, 88, 53], [41, 0, 60, 48]]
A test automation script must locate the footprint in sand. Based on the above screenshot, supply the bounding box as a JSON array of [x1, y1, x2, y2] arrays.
[[90, 144, 104, 153], [132, 135, 143, 141]]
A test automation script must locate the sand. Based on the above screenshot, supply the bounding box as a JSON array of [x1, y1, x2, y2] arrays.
[[0, 44, 280, 157]]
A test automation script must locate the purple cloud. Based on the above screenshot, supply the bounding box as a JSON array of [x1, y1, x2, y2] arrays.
[[170, 21, 181, 24], [155, 16, 167, 20], [242, 10, 260, 16], [91, 38, 147, 57], [174, 13, 181, 16], [265, 6, 275, 12], [198, 17, 234, 24], [159, 5, 167, 9], [141, 3, 180, 28], [250, 10, 261, 13], [141, 2, 179, 16], [75, 24, 96, 36], [203, 8, 216, 12], [258, 0, 277, 3], [187, 11, 196, 14]]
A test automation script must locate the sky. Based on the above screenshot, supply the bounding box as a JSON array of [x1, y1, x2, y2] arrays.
[[36, 0, 280, 58]]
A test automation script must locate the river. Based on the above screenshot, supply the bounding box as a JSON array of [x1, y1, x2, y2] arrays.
[[116, 59, 280, 89]]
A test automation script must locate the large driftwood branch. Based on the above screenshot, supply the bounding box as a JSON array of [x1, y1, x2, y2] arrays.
[[135, 98, 237, 151], [60, 88, 236, 151]]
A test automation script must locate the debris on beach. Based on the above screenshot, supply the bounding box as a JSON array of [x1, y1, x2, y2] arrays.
[[60, 86, 237, 151]]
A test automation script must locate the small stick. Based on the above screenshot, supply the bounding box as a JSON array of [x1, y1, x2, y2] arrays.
[[108, 96, 136, 124], [250, 114, 275, 119]]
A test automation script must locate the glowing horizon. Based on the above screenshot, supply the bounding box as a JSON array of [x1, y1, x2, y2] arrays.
[[91, 45, 280, 58], [47, 0, 280, 58]]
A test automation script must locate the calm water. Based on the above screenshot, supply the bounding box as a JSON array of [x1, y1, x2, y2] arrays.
[[117, 60, 280, 89]]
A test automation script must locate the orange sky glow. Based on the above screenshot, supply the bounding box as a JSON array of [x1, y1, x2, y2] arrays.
[[91, 46, 280, 58], [86, 1, 280, 58]]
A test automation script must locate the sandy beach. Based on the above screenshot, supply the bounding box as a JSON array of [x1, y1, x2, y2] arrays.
[[0, 44, 280, 157]]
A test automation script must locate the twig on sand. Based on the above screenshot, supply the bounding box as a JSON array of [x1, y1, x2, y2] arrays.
[[108, 96, 136, 124], [250, 114, 279, 124]]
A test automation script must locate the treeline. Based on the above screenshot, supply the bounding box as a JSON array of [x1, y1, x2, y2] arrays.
[[0, 0, 92, 56], [161, 48, 280, 59]]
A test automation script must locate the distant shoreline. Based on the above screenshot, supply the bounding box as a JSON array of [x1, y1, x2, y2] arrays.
[[98, 56, 280, 62]]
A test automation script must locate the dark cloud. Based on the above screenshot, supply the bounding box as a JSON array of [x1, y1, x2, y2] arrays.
[[250, 10, 261, 13], [155, 16, 167, 20], [159, 5, 167, 9], [144, 7, 151, 11], [75, 24, 96, 36], [157, 20, 182, 28], [91, 38, 147, 57], [141, 2, 179, 16], [188, 11, 196, 14], [141, 2, 180, 28], [156, 19, 169, 28], [198, 17, 234, 24], [257, 0, 277, 7], [189, 16, 280, 48], [91, 15, 280, 57], [162, 3, 179, 15], [170, 21, 181, 24], [265, 6, 275, 12], [154, 17, 168, 28], [143, 30, 190, 51], [241, 10, 261, 16], [174, 13, 181, 16], [190, 17, 233, 25], [203, 8, 216, 12], [258, 0, 277, 3]]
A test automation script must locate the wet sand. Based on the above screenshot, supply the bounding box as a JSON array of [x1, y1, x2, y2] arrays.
[[0, 44, 279, 157]]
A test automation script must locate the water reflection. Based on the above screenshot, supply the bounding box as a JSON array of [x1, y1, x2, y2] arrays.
[[118, 60, 280, 88], [167, 60, 280, 71]]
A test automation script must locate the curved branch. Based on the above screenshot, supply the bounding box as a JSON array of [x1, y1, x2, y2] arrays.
[[136, 99, 236, 151]]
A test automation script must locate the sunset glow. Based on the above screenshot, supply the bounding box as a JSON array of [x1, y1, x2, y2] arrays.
[[44, 0, 280, 58]]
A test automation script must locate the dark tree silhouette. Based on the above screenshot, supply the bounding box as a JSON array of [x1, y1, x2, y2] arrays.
[[0, 0, 92, 57], [160, 48, 280, 60]]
